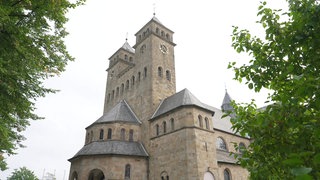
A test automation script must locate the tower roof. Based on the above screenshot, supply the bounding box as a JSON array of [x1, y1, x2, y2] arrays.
[[68, 140, 149, 161], [221, 90, 233, 112], [222, 90, 232, 105], [121, 41, 135, 53], [134, 16, 173, 36], [109, 41, 135, 60], [88, 100, 141, 128], [152, 88, 218, 119], [151, 16, 162, 25]]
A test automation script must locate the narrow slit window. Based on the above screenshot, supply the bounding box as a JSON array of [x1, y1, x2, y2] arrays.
[[99, 129, 104, 140], [107, 128, 112, 139]]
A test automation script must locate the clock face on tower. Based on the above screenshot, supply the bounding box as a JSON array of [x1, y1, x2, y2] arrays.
[[160, 43, 168, 54]]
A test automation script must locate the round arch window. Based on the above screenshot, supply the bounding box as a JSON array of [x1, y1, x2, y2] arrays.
[[224, 169, 231, 180], [216, 137, 227, 151]]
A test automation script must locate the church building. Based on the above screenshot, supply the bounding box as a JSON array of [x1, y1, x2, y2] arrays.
[[68, 15, 250, 180]]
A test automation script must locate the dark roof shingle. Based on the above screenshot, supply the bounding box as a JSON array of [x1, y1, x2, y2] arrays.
[[152, 88, 218, 119], [69, 140, 148, 161], [88, 100, 141, 128]]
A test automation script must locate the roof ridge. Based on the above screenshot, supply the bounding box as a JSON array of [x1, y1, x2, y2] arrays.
[[87, 100, 141, 128], [123, 100, 142, 124], [151, 88, 217, 119]]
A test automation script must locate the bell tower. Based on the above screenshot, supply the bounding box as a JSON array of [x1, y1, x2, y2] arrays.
[[103, 16, 176, 122], [132, 16, 176, 116]]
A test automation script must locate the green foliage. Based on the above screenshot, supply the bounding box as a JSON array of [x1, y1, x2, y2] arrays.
[[7, 166, 38, 180], [0, 0, 84, 170], [229, 0, 320, 179]]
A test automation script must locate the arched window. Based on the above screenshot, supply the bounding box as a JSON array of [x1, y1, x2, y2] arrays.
[[107, 93, 110, 103], [166, 70, 171, 81], [161, 177, 169, 180], [125, 164, 131, 179], [126, 80, 129, 90], [163, 121, 167, 133], [166, 33, 170, 40], [216, 137, 227, 151], [132, 76, 135, 86], [90, 131, 93, 142], [125, 54, 128, 60], [205, 117, 209, 129], [88, 169, 104, 180], [121, 128, 126, 140], [158, 67, 163, 77], [170, 118, 174, 131], [121, 83, 124, 95], [156, 124, 159, 136], [198, 115, 203, 128], [161, 31, 165, 37], [239, 142, 246, 153], [156, 27, 159, 34], [86, 133, 90, 143], [144, 67, 147, 78], [71, 171, 78, 180], [112, 90, 115, 100], [129, 129, 134, 141], [107, 128, 112, 139], [139, 35, 141, 41], [224, 169, 231, 180], [161, 171, 169, 180], [138, 72, 141, 82], [99, 129, 104, 140], [116, 87, 119, 97], [140, 45, 145, 54], [129, 57, 133, 62]]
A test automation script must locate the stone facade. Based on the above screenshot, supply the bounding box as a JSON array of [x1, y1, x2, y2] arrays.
[[68, 16, 250, 180]]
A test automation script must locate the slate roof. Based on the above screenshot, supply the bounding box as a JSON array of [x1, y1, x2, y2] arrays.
[[152, 88, 218, 119], [69, 140, 148, 161], [212, 110, 235, 134], [121, 41, 135, 53], [216, 150, 238, 164], [221, 90, 233, 112], [88, 100, 141, 128]]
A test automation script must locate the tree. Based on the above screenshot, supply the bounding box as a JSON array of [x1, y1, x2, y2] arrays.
[[7, 166, 38, 180], [0, 0, 84, 170], [229, 0, 320, 179]]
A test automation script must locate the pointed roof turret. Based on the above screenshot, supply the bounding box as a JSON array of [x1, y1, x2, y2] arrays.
[[108, 40, 135, 61], [121, 41, 135, 53], [221, 90, 234, 112]]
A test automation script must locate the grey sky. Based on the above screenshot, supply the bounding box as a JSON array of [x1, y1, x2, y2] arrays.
[[1, 0, 286, 179]]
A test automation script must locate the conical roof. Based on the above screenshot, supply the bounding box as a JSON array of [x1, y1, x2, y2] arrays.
[[152, 88, 217, 119], [221, 90, 234, 112]]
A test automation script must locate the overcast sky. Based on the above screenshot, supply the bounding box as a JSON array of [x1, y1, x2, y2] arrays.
[[1, 0, 287, 179]]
